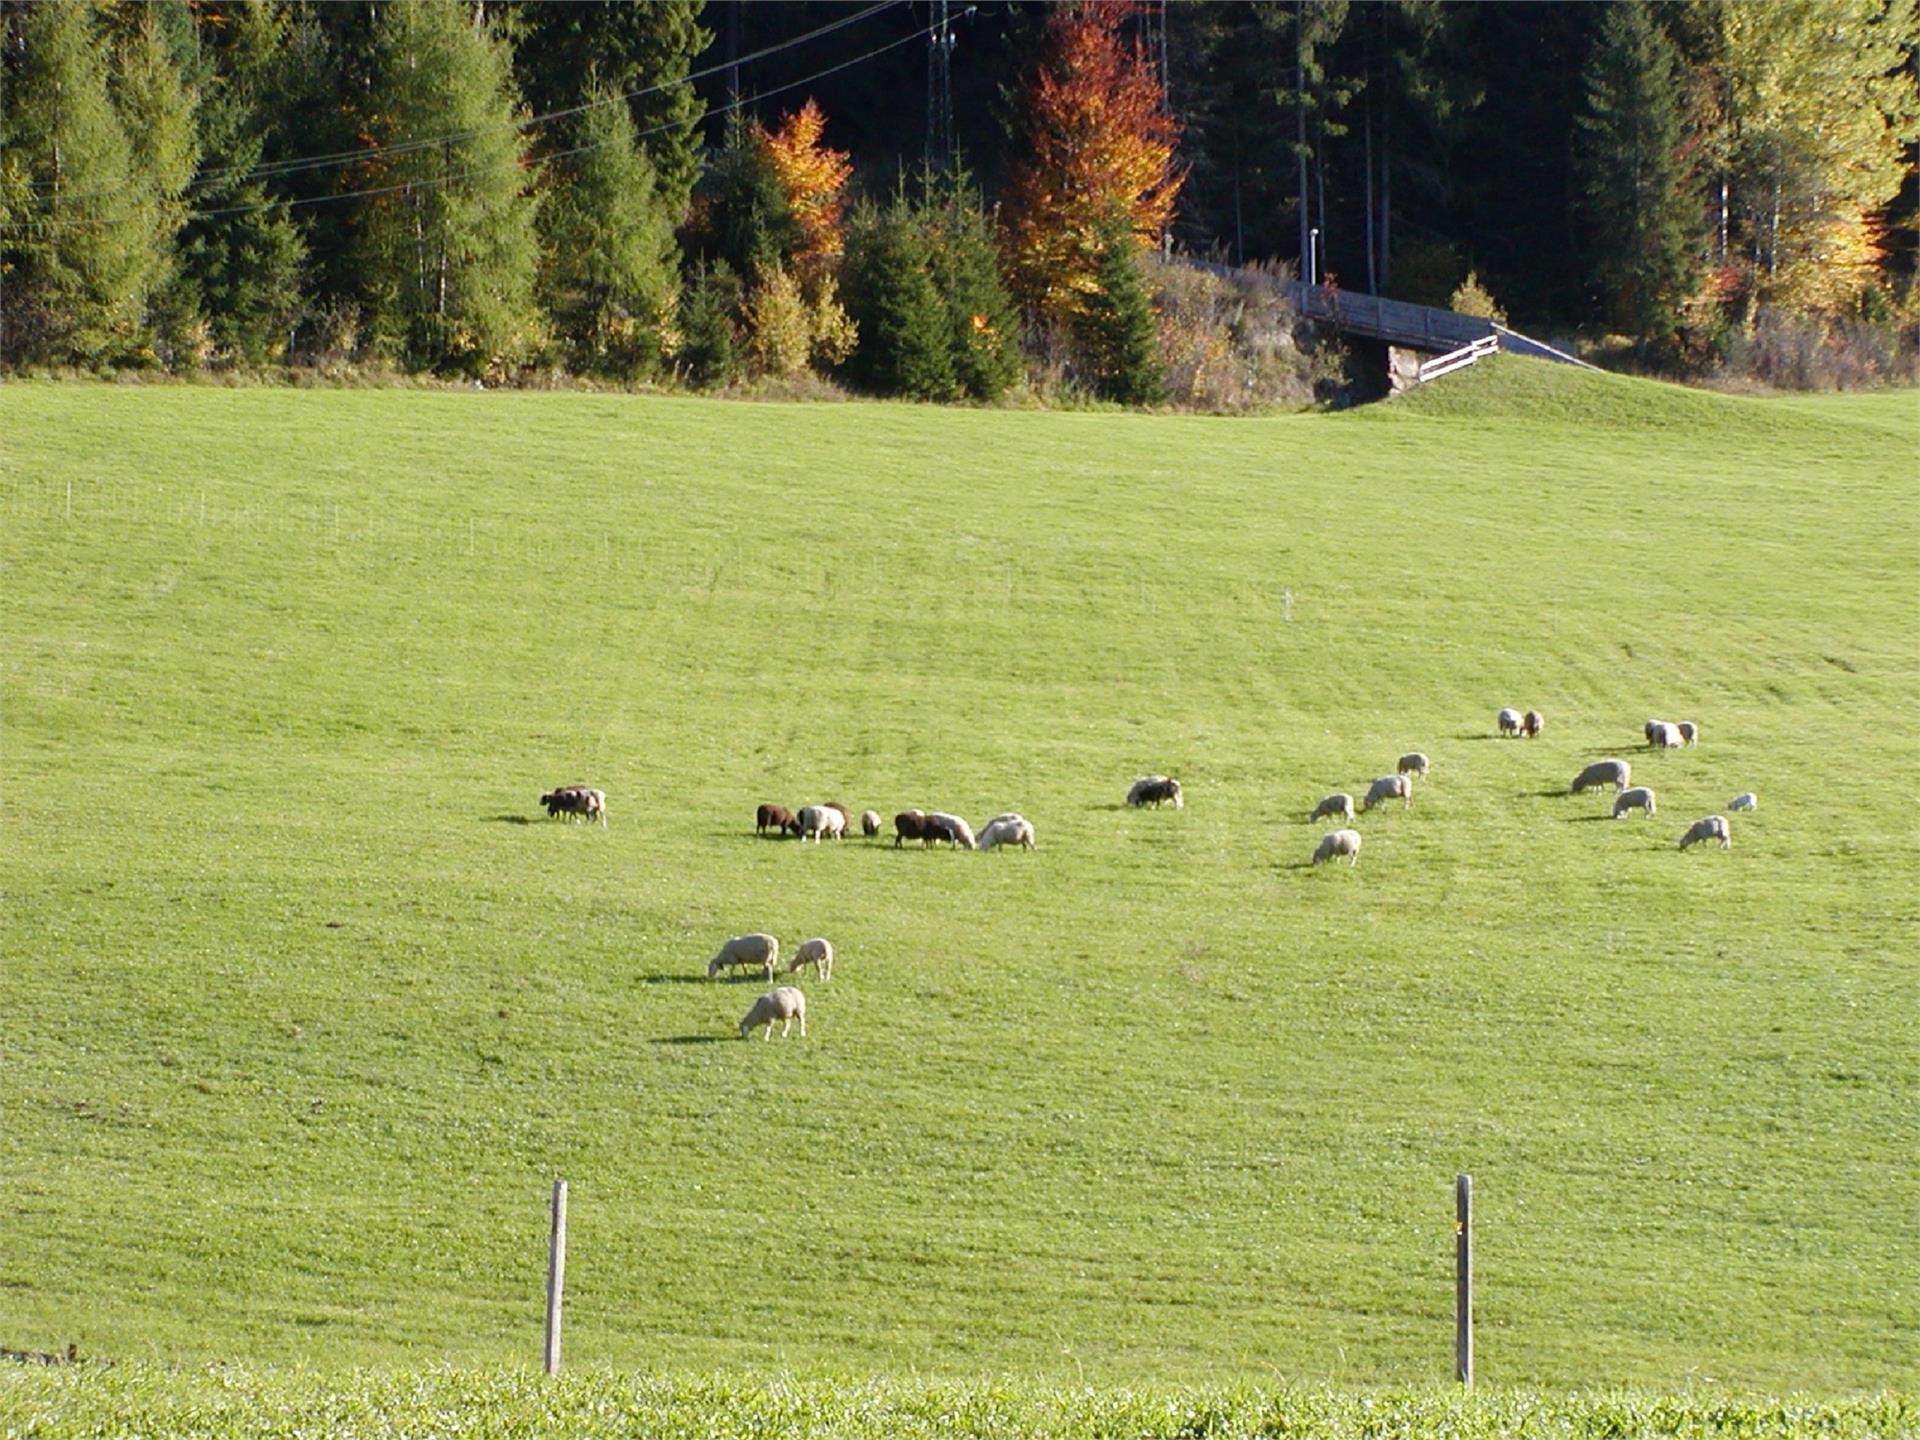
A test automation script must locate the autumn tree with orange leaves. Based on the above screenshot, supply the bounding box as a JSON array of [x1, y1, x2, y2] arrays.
[[758, 99, 853, 281], [1002, 0, 1183, 327]]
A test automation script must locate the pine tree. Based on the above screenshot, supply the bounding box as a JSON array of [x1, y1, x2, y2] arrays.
[[1576, 0, 1704, 360], [540, 81, 678, 377], [0, 0, 156, 365], [1002, 0, 1184, 328], [840, 203, 956, 401], [1073, 210, 1166, 404], [177, 1, 308, 366], [353, 0, 541, 373]]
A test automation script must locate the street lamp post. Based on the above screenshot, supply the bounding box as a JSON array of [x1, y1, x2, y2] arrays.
[[1309, 227, 1320, 287]]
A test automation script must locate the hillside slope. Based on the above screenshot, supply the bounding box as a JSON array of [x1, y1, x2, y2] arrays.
[[1, 376, 1914, 1388]]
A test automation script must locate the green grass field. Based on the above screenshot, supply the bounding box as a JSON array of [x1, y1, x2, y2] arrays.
[[2, 362, 1915, 1398]]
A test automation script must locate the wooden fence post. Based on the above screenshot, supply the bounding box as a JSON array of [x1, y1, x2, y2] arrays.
[[1456, 1173, 1473, 1389], [545, 1180, 568, 1376]]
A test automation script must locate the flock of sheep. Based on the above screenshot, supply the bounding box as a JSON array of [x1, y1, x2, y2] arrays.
[[1302, 709, 1753, 871], [541, 727, 1753, 1039]]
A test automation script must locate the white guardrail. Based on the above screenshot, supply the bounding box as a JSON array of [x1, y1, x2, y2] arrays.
[[1417, 334, 1501, 383]]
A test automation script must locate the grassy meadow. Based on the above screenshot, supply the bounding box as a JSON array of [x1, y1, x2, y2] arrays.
[[1, 362, 1915, 1399]]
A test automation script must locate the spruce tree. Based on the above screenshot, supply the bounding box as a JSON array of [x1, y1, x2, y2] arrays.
[[1575, 0, 1703, 360], [840, 204, 955, 401], [176, 1, 307, 366], [922, 175, 1023, 401], [110, 2, 202, 364], [697, 114, 801, 282], [676, 260, 742, 387], [505, 0, 710, 221], [540, 82, 678, 377], [1073, 211, 1166, 404], [0, 1, 159, 365], [354, 0, 541, 372]]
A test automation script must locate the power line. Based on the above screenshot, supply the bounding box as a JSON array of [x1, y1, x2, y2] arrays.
[[15, 1, 903, 206], [3, 13, 948, 236]]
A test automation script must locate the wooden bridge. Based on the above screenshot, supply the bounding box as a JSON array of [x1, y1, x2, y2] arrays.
[[1181, 259, 1594, 381]]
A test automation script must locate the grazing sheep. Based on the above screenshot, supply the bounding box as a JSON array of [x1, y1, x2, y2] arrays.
[[894, 809, 929, 847], [1127, 775, 1184, 808], [925, 812, 978, 849], [1571, 758, 1632, 794], [979, 816, 1036, 851], [1649, 722, 1684, 749], [739, 986, 806, 1040], [1498, 708, 1523, 737], [1680, 815, 1732, 850], [756, 803, 801, 837], [1676, 720, 1699, 746], [1310, 793, 1356, 824], [1312, 829, 1362, 866], [797, 805, 847, 842], [1522, 710, 1544, 738], [1362, 774, 1412, 811], [1613, 786, 1657, 819], [541, 786, 606, 825], [1729, 792, 1757, 812], [1397, 752, 1430, 780], [788, 937, 833, 981], [708, 933, 780, 982], [860, 809, 881, 838], [824, 802, 850, 831]]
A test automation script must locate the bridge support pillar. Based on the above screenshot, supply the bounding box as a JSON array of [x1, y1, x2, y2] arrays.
[[1387, 345, 1426, 395]]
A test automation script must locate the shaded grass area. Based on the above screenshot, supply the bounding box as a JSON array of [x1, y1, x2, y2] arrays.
[[1, 363, 1915, 1389], [0, 1368, 1912, 1439]]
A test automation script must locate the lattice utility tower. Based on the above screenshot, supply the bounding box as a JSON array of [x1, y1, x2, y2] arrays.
[[926, 0, 958, 174]]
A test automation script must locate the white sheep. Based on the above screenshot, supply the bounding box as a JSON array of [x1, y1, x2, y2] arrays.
[[1310, 793, 1355, 824], [1312, 829, 1362, 866], [1729, 792, 1757, 812], [1126, 775, 1183, 808], [978, 816, 1036, 851], [1397, 752, 1430, 780], [788, 937, 833, 981], [1613, 785, 1656, 819], [1680, 815, 1732, 850], [739, 986, 806, 1040], [1362, 774, 1412, 811], [926, 811, 977, 849], [797, 804, 847, 842], [1649, 722, 1684, 749], [1497, 708, 1523, 737], [1676, 720, 1699, 746], [708, 933, 780, 981], [860, 809, 882, 838], [1571, 758, 1631, 794]]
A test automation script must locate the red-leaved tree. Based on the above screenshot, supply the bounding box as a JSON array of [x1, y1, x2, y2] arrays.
[[1001, 0, 1183, 327]]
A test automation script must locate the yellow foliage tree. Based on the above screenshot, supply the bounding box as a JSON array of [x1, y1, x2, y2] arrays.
[[757, 99, 852, 281]]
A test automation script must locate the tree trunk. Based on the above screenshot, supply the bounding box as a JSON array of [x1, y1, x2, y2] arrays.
[[1296, 2, 1310, 275], [1364, 98, 1376, 294]]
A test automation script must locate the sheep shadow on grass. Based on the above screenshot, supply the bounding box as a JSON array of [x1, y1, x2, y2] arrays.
[[637, 973, 727, 986], [650, 1035, 729, 1046], [485, 814, 536, 825], [1564, 814, 1615, 824]]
